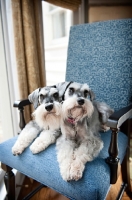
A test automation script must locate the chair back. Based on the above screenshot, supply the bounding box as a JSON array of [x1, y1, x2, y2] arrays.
[[66, 19, 132, 111]]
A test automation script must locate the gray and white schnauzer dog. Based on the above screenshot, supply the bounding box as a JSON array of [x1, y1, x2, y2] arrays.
[[12, 82, 73, 155], [12, 86, 61, 155], [56, 82, 114, 181]]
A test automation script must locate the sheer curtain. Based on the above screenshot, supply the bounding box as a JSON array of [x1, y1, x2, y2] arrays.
[[11, 0, 46, 122]]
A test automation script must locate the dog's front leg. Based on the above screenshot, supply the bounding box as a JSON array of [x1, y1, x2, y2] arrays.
[[69, 141, 93, 181], [12, 121, 41, 155], [56, 136, 76, 181], [30, 129, 60, 154]]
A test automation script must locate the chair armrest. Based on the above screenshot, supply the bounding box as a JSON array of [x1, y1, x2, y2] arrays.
[[13, 99, 31, 130], [106, 103, 132, 184], [13, 99, 32, 130], [13, 99, 32, 109], [107, 104, 132, 129]]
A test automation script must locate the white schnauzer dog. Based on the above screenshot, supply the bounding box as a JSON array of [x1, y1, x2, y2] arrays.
[[12, 86, 61, 155], [56, 82, 114, 181]]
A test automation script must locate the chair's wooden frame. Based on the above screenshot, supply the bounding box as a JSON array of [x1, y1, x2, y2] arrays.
[[1, 100, 132, 200]]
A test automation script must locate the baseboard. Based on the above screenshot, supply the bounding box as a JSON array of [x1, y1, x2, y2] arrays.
[[0, 169, 25, 200]]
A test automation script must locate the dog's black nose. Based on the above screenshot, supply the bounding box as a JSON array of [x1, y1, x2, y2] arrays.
[[77, 98, 85, 105], [45, 104, 53, 111]]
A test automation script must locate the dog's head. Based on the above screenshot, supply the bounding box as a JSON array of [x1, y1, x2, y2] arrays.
[[61, 82, 95, 123], [28, 86, 61, 130]]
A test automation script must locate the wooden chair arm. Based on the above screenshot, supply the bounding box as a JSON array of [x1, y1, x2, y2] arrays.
[[13, 99, 32, 109], [107, 104, 132, 129], [13, 99, 32, 130]]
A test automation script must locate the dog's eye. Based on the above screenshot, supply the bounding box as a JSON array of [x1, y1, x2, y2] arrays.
[[39, 94, 44, 100], [69, 87, 74, 95], [84, 90, 88, 97], [53, 92, 59, 99]]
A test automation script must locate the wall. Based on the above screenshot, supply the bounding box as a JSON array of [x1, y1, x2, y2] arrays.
[[89, 6, 132, 23]]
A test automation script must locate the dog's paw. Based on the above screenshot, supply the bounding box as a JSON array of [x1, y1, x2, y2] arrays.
[[59, 163, 71, 182], [70, 168, 83, 181], [30, 143, 45, 154], [69, 160, 84, 181], [30, 138, 47, 154], [12, 143, 25, 156], [60, 170, 71, 182]]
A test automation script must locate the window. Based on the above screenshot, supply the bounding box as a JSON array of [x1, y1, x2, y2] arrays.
[[52, 11, 66, 39], [0, 0, 19, 178], [42, 2, 73, 86]]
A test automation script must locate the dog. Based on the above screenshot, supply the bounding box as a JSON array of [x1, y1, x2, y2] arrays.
[[12, 82, 73, 155], [56, 82, 114, 181], [12, 86, 61, 155]]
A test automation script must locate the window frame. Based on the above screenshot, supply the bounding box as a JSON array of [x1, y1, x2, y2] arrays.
[[0, 0, 19, 143]]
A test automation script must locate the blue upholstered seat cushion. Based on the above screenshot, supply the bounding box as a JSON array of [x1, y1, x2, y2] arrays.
[[0, 130, 128, 200]]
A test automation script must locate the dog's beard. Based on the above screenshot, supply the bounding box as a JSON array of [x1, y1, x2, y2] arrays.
[[69, 107, 84, 121], [33, 102, 61, 130], [62, 97, 94, 122]]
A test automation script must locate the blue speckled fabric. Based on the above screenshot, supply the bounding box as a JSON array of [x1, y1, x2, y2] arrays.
[[66, 19, 132, 111], [0, 131, 128, 200]]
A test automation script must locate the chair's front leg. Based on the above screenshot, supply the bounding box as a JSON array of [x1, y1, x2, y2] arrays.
[[105, 128, 120, 184], [1, 163, 15, 200]]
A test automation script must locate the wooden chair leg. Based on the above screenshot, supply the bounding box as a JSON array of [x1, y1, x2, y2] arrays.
[[106, 128, 120, 184], [121, 119, 132, 198], [1, 163, 15, 200]]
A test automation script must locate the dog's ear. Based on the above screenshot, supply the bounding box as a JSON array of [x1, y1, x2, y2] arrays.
[[89, 89, 95, 101], [94, 101, 114, 124], [28, 88, 41, 109]]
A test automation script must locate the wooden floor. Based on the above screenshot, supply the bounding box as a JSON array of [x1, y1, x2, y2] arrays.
[[18, 174, 131, 200]]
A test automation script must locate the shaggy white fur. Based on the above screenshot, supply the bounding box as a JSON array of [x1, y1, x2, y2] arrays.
[[56, 82, 113, 181], [12, 86, 61, 155], [12, 121, 41, 155], [32, 102, 61, 131]]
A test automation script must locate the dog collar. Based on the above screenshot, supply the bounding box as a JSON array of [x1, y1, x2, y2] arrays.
[[67, 117, 76, 124], [62, 81, 73, 101]]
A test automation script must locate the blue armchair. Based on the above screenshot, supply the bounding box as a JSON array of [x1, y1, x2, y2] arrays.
[[0, 19, 132, 200]]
